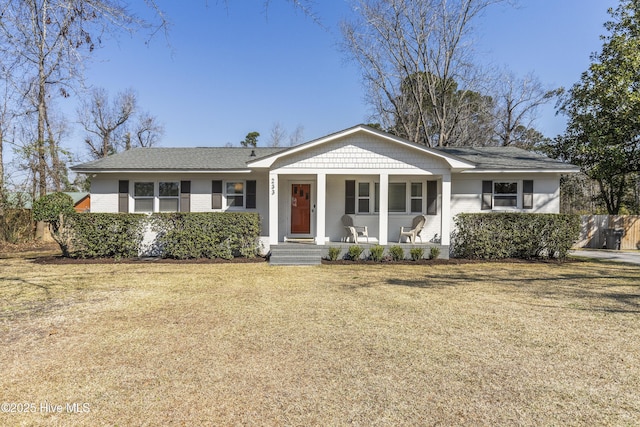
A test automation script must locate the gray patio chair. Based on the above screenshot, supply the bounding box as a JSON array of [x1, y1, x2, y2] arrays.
[[399, 215, 426, 243], [341, 215, 369, 244]]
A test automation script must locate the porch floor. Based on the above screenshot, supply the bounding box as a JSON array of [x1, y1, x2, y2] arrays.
[[269, 242, 449, 265]]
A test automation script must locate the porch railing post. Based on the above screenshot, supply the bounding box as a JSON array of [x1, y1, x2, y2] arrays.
[[269, 172, 279, 246], [441, 173, 451, 246], [315, 172, 326, 245], [379, 172, 389, 245]]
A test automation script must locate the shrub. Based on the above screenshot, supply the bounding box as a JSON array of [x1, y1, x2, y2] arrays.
[[452, 213, 580, 260], [429, 246, 441, 260], [410, 247, 424, 261], [369, 245, 385, 262], [32, 192, 75, 256], [66, 213, 146, 259], [327, 246, 341, 261], [152, 212, 261, 259], [388, 245, 405, 261], [348, 245, 364, 260]]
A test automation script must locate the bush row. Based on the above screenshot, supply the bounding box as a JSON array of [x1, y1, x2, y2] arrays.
[[66, 213, 147, 258], [151, 212, 261, 259], [58, 212, 261, 259], [452, 213, 580, 260], [327, 244, 440, 261]]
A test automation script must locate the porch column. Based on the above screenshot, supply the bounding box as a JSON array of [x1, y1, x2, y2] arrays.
[[379, 172, 389, 245], [315, 172, 326, 245], [441, 173, 451, 246], [269, 172, 279, 246]]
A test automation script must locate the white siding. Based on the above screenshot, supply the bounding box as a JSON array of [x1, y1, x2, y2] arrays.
[[273, 134, 450, 173], [450, 173, 561, 217], [89, 172, 271, 238], [90, 177, 119, 213]]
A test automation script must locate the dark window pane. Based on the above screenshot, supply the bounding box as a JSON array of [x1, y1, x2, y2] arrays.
[[389, 183, 406, 212], [494, 196, 517, 207], [159, 182, 179, 197], [358, 199, 370, 213], [226, 196, 244, 207], [411, 199, 422, 213], [494, 182, 517, 195], [358, 182, 370, 197], [134, 182, 154, 197], [411, 182, 422, 197]]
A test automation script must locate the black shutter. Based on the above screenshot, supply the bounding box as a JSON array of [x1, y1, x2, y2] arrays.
[[481, 180, 493, 210], [118, 180, 129, 213], [246, 180, 257, 209], [212, 180, 223, 209], [523, 180, 534, 209], [180, 180, 191, 212], [345, 180, 355, 214], [426, 180, 437, 215]]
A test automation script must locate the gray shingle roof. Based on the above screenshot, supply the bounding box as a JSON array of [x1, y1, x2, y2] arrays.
[[71, 143, 577, 173], [437, 146, 578, 171], [71, 147, 285, 172]]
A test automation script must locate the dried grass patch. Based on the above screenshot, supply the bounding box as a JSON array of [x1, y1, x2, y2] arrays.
[[1, 260, 639, 425]]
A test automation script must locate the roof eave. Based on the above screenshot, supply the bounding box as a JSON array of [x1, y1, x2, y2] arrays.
[[71, 168, 254, 174], [460, 168, 581, 174]]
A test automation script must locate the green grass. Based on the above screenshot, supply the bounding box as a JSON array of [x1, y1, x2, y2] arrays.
[[1, 258, 639, 425]]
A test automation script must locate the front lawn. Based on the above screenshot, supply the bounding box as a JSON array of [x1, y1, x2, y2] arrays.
[[1, 258, 639, 425]]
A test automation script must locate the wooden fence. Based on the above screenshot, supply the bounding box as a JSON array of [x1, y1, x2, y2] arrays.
[[575, 215, 640, 250]]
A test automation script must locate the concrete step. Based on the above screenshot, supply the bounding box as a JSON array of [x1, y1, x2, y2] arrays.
[[269, 246, 323, 266]]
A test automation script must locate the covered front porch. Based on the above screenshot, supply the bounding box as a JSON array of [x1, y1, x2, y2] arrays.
[[267, 171, 452, 248]]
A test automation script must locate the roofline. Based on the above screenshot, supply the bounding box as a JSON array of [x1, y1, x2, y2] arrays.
[[71, 169, 253, 174], [247, 124, 477, 170], [460, 168, 581, 174]]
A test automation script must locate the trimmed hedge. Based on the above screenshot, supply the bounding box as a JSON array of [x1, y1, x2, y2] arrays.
[[151, 212, 261, 259], [66, 213, 147, 258], [452, 213, 580, 260]]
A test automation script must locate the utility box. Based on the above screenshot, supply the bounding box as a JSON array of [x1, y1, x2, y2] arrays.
[[604, 228, 624, 250]]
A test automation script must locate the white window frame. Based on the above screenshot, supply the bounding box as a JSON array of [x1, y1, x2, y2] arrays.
[[357, 182, 372, 214], [410, 182, 423, 214], [224, 181, 246, 209], [132, 181, 181, 213], [133, 182, 155, 213], [158, 181, 180, 212], [388, 182, 407, 213], [493, 181, 519, 210]]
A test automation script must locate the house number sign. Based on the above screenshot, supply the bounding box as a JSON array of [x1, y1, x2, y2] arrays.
[[271, 177, 276, 196]]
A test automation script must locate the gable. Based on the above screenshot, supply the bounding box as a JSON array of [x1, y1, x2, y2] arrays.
[[271, 133, 455, 173]]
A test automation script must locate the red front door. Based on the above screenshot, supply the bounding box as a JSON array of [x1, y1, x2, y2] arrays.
[[291, 184, 311, 234]]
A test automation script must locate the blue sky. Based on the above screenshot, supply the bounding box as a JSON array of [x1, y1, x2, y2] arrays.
[[69, 0, 617, 156]]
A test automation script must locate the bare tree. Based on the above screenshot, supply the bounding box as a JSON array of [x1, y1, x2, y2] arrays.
[[79, 88, 136, 158], [268, 122, 287, 147], [341, 0, 506, 147], [0, 0, 166, 197], [288, 125, 305, 146], [493, 71, 559, 147], [125, 111, 164, 150]]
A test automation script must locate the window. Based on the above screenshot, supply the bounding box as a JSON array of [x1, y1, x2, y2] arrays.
[[358, 182, 370, 213], [493, 182, 518, 207], [159, 181, 179, 212], [411, 182, 423, 213], [389, 182, 406, 212], [482, 180, 533, 210], [225, 181, 245, 208], [134, 182, 154, 213]]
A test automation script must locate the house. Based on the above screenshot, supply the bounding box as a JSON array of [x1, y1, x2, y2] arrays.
[[71, 125, 579, 256], [66, 192, 91, 213]]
